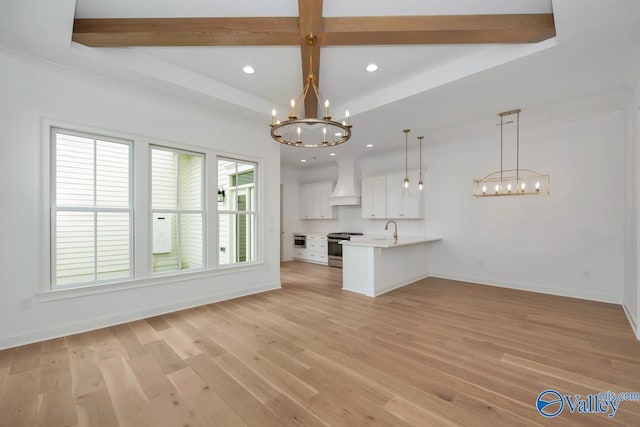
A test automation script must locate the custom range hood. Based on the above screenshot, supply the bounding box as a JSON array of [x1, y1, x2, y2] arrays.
[[329, 158, 361, 206]]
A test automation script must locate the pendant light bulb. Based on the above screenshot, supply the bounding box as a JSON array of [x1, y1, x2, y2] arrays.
[[403, 178, 410, 189], [418, 180, 424, 191]]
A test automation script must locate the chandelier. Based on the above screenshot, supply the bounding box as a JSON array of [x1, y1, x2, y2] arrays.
[[269, 35, 351, 148], [473, 109, 550, 197]]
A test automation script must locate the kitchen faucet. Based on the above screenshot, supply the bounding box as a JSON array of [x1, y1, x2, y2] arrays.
[[384, 220, 398, 241]]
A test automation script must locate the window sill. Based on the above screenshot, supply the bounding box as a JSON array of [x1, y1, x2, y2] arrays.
[[38, 262, 266, 302]]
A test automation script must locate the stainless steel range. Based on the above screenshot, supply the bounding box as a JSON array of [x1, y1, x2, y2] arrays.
[[327, 232, 364, 268]]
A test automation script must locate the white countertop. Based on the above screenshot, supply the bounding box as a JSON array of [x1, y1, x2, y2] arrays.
[[293, 232, 327, 237], [340, 236, 442, 248]]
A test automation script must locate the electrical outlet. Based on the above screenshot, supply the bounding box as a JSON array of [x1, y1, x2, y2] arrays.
[[20, 297, 32, 310]]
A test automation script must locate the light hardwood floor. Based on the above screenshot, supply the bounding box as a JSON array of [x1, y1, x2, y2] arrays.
[[1, 261, 639, 426]]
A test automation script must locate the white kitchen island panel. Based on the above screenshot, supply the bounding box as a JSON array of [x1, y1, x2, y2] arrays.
[[341, 237, 441, 297]]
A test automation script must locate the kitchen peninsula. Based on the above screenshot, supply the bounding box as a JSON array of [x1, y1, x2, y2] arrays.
[[340, 236, 442, 297]]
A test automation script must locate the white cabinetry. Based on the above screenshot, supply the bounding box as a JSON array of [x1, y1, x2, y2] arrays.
[[361, 175, 387, 219], [362, 171, 423, 219], [299, 181, 335, 219], [386, 171, 422, 219], [305, 235, 328, 264], [292, 234, 328, 265]]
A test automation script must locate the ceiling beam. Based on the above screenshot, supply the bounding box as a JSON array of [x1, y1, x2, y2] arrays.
[[72, 17, 300, 47], [298, 0, 323, 118], [321, 14, 556, 45], [72, 12, 556, 120], [73, 13, 556, 48]]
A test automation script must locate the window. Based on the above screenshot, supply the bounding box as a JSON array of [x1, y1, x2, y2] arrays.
[[217, 158, 258, 265], [51, 128, 132, 287], [151, 146, 204, 273], [46, 125, 260, 293]]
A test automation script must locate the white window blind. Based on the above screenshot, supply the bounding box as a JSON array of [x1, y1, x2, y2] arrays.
[[52, 129, 132, 287], [151, 147, 204, 273]]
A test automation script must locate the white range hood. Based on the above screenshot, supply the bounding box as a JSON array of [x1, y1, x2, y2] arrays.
[[329, 158, 361, 206]]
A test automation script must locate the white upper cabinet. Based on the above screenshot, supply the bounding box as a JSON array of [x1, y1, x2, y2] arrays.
[[386, 171, 422, 218], [362, 171, 423, 219], [299, 181, 335, 219], [361, 175, 387, 219]]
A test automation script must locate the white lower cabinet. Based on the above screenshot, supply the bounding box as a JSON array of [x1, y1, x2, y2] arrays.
[[293, 234, 328, 265]]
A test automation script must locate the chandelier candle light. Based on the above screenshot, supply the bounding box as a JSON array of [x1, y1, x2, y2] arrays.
[[270, 35, 352, 147], [473, 109, 550, 197]]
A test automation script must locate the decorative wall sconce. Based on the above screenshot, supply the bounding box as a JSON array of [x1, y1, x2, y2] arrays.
[[473, 109, 550, 197], [217, 186, 226, 202]]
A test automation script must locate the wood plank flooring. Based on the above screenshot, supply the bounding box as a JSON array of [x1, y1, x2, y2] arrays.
[[1, 260, 639, 426]]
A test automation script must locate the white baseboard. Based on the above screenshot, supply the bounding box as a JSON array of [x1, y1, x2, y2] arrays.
[[292, 257, 328, 266], [430, 271, 622, 305], [0, 282, 281, 351], [622, 304, 640, 341], [374, 273, 431, 297]]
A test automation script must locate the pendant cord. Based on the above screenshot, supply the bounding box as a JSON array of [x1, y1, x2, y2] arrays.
[[402, 129, 410, 185], [500, 114, 504, 185], [516, 110, 520, 185], [419, 138, 422, 180]]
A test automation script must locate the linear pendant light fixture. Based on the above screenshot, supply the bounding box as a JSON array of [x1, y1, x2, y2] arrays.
[[473, 108, 550, 197], [403, 129, 410, 188], [270, 35, 352, 148]]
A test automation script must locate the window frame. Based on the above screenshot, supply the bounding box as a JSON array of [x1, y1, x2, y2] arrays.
[[216, 157, 260, 267], [149, 145, 206, 275], [39, 118, 265, 299], [50, 127, 134, 289]]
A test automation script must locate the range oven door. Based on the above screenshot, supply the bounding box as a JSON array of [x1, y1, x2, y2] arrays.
[[327, 238, 344, 268]]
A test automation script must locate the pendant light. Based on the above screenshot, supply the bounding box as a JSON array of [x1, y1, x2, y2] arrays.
[[403, 129, 410, 188], [417, 136, 424, 190], [473, 108, 550, 197]]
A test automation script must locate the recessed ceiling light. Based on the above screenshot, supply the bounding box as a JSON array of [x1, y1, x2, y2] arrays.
[[242, 65, 255, 74], [366, 144, 374, 148], [329, 153, 336, 156], [300, 159, 306, 163], [366, 64, 378, 72]]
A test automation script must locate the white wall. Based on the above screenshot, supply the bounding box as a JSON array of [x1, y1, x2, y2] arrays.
[[283, 100, 626, 305], [280, 167, 304, 261], [0, 50, 281, 349], [427, 107, 625, 303], [623, 75, 640, 337]]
